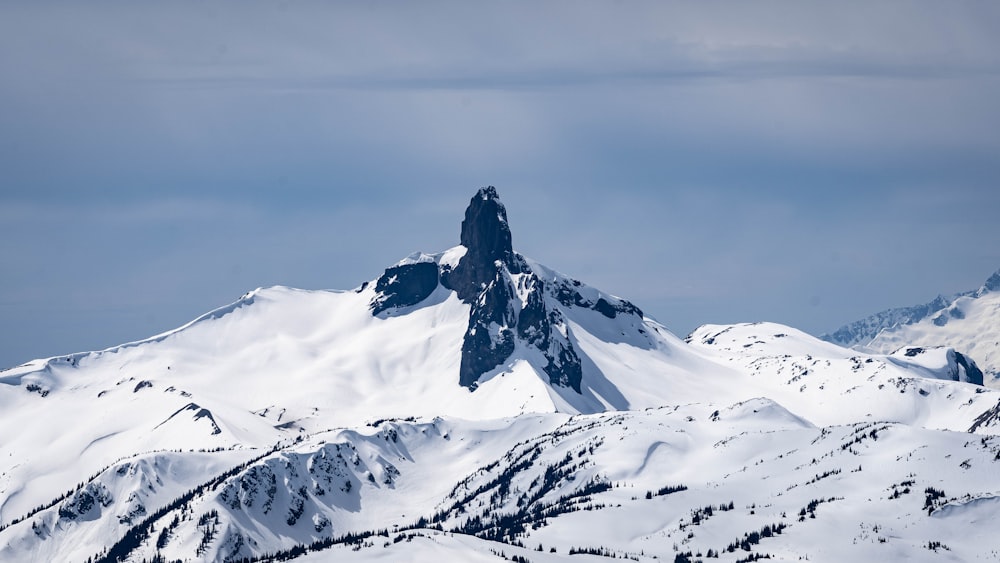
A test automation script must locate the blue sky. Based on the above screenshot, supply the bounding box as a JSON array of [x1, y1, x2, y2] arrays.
[[2, 1, 1000, 368]]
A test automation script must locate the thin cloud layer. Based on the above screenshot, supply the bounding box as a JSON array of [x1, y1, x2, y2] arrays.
[[1, 2, 999, 367]]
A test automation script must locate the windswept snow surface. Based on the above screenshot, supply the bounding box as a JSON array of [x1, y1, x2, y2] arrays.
[[3, 260, 1000, 561]]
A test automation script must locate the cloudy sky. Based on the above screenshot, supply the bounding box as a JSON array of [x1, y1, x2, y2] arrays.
[[2, 1, 999, 369]]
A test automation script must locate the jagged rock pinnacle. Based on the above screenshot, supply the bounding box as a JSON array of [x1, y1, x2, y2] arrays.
[[370, 186, 642, 393], [444, 186, 522, 303], [460, 186, 514, 266]]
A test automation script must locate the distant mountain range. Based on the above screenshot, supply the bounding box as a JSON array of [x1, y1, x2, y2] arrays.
[[823, 269, 1000, 386], [2, 188, 1000, 562]]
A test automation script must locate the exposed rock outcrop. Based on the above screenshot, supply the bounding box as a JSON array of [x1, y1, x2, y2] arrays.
[[370, 262, 440, 315], [370, 186, 645, 394], [442, 186, 525, 302]]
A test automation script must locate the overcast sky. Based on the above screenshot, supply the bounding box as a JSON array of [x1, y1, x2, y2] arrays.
[[2, 1, 1000, 369]]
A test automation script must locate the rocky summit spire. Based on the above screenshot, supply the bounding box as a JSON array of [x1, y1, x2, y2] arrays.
[[443, 186, 523, 303], [440, 187, 585, 391], [370, 186, 644, 393], [460, 186, 514, 266]]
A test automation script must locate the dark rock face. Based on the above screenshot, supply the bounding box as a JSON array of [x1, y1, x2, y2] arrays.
[[459, 269, 584, 392], [443, 187, 524, 303], [552, 277, 643, 320], [370, 262, 439, 315], [593, 298, 618, 319], [461, 186, 513, 264], [516, 275, 549, 348], [57, 483, 114, 522], [597, 297, 643, 319], [545, 344, 583, 391], [516, 275, 583, 392], [955, 352, 985, 386], [459, 269, 518, 388], [969, 398, 1000, 432], [904, 347, 984, 386]]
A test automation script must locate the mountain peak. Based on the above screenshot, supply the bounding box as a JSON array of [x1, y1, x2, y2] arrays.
[[474, 185, 500, 201], [368, 186, 646, 393], [982, 269, 1000, 293], [459, 186, 514, 269], [446, 186, 522, 303]]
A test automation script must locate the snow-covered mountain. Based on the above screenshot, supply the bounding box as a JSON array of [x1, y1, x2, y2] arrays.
[[823, 269, 1000, 386], [2, 188, 1000, 562]]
